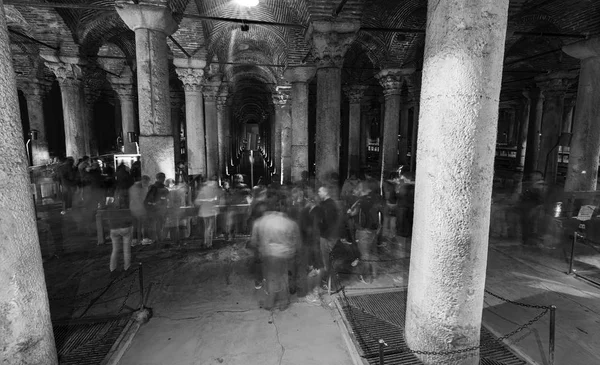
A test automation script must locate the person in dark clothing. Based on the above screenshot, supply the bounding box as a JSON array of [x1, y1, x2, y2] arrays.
[[144, 172, 170, 243], [519, 171, 548, 245], [114, 163, 134, 209], [347, 181, 385, 284], [57, 157, 76, 214], [317, 184, 341, 289]]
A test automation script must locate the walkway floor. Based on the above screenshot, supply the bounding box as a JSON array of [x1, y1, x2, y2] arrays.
[[37, 202, 600, 365]]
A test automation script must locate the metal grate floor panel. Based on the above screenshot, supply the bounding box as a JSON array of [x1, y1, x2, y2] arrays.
[[53, 315, 130, 365], [341, 291, 527, 365]]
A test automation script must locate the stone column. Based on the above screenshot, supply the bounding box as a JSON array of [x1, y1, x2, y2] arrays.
[[84, 85, 101, 156], [400, 101, 411, 166], [170, 92, 184, 166], [515, 90, 531, 170], [360, 100, 370, 168], [116, 0, 178, 179], [377, 68, 413, 172], [344, 85, 367, 176], [523, 88, 544, 175], [217, 91, 230, 178], [564, 37, 600, 191], [44, 59, 87, 160], [0, 3, 58, 362], [284, 67, 315, 183], [272, 88, 290, 182], [20, 79, 51, 165], [202, 79, 221, 179], [506, 106, 517, 145], [110, 71, 138, 155], [175, 59, 207, 177], [306, 21, 360, 183], [562, 96, 575, 134], [405, 0, 509, 363], [535, 73, 574, 184]]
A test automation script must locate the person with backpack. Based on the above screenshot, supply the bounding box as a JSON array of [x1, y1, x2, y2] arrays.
[[347, 181, 385, 284], [144, 172, 170, 244]]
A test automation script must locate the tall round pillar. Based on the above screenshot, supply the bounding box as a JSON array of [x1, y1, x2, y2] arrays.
[[306, 21, 359, 183], [110, 77, 138, 155], [84, 85, 100, 156], [0, 2, 58, 361], [203, 80, 221, 179], [564, 37, 600, 191], [273, 87, 292, 183], [535, 73, 574, 184], [44, 60, 87, 160], [284, 66, 315, 183], [405, 0, 509, 363], [377, 68, 413, 172], [170, 92, 184, 167], [116, 1, 178, 179], [175, 60, 207, 177], [562, 97, 575, 134], [20, 79, 51, 165], [523, 88, 544, 174], [343, 85, 367, 175], [515, 90, 531, 170], [217, 91, 230, 178]]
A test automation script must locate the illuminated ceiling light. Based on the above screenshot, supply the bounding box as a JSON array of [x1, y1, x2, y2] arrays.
[[234, 0, 259, 7]]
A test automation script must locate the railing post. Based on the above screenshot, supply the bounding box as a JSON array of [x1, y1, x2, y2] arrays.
[[549, 305, 556, 365], [569, 231, 577, 274], [379, 339, 385, 365], [138, 262, 145, 310]]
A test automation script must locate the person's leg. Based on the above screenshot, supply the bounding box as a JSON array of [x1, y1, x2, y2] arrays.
[[295, 246, 309, 297], [122, 227, 132, 270], [110, 230, 122, 272]]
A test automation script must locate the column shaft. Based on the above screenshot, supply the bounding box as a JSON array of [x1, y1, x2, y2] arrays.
[[120, 96, 137, 154], [134, 27, 174, 178], [537, 90, 565, 183], [185, 90, 206, 176], [60, 81, 87, 159], [400, 104, 410, 166], [405, 0, 509, 363], [281, 105, 292, 183], [203, 87, 219, 179], [316, 67, 341, 182], [515, 93, 531, 170], [291, 82, 309, 182], [0, 2, 58, 361], [273, 107, 284, 180], [25, 93, 50, 165], [564, 39, 600, 191], [410, 103, 420, 173], [523, 90, 544, 174], [381, 93, 401, 171]]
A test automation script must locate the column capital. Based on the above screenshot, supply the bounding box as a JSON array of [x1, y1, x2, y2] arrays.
[[175, 67, 204, 92], [563, 36, 600, 60], [272, 86, 291, 108], [305, 21, 360, 68], [115, 1, 178, 35], [84, 87, 102, 105], [44, 61, 83, 88], [343, 84, 368, 104], [112, 83, 136, 101], [202, 81, 221, 102], [283, 66, 316, 83], [377, 68, 414, 97]]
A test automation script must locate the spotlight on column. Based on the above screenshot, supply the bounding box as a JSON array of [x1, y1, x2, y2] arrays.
[[128, 132, 139, 143]]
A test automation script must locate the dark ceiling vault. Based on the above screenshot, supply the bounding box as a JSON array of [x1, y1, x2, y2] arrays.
[[4, 0, 600, 116]]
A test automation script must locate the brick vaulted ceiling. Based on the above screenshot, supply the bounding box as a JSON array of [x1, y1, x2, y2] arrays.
[[3, 0, 600, 121]]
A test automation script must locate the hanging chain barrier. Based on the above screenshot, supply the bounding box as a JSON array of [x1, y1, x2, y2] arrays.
[[329, 251, 557, 364]]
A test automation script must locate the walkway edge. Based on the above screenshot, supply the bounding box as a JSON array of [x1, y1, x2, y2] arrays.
[[332, 297, 368, 365], [100, 317, 142, 365], [481, 322, 542, 365]]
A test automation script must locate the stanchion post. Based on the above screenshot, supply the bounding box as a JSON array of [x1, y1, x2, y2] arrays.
[[379, 339, 385, 365], [569, 231, 577, 274], [549, 305, 556, 365], [138, 262, 144, 310]]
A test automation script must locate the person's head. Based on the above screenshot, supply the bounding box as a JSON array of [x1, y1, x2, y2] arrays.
[[223, 180, 231, 190], [165, 178, 175, 188], [105, 196, 115, 206], [141, 175, 151, 187], [357, 181, 373, 197], [82, 156, 90, 162], [318, 184, 332, 201], [156, 172, 166, 183]]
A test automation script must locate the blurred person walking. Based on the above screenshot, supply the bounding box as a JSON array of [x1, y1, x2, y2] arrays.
[[129, 175, 151, 245], [105, 197, 133, 277]]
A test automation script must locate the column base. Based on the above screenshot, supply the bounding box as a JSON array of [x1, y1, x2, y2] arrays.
[[139, 135, 175, 180], [291, 146, 308, 183]]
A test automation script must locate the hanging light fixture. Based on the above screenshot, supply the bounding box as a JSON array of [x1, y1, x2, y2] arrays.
[[234, 0, 259, 7]]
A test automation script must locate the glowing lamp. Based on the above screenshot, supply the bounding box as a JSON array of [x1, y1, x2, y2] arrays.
[[234, 0, 259, 7]]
